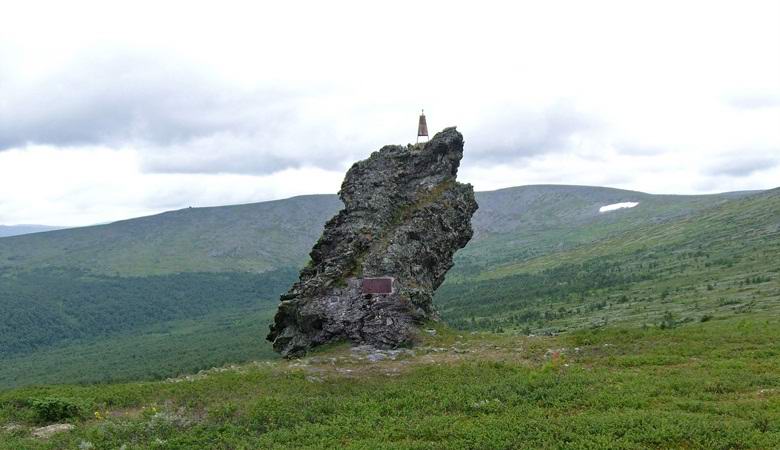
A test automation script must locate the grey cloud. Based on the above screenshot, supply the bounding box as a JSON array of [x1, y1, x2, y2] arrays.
[[0, 50, 613, 177], [0, 50, 410, 176], [141, 146, 300, 175], [0, 50, 319, 175], [1, 57, 275, 147], [614, 142, 667, 156], [137, 129, 365, 175], [462, 104, 597, 165], [726, 93, 780, 110], [704, 155, 779, 177]]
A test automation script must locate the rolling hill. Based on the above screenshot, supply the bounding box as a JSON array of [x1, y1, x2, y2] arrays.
[[437, 187, 780, 334], [0, 185, 774, 388], [0, 186, 747, 276], [0, 195, 342, 276]]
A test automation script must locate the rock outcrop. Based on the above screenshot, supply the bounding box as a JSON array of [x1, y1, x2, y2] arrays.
[[267, 127, 477, 357]]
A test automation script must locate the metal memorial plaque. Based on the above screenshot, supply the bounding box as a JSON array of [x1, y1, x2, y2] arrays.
[[362, 277, 393, 295]]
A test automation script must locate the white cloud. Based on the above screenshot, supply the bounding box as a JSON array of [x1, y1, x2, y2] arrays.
[[0, 146, 344, 226], [0, 0, 779, 225]]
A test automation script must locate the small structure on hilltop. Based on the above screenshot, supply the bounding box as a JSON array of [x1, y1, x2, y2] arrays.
[[417, 110, 429, 143], [267, 127, 477, 357]]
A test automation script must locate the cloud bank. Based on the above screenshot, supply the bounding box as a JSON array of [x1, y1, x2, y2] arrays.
[[0, 0, 778, 225]]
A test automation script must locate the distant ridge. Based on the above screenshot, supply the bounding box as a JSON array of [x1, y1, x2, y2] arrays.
[[0, 185, 758, 276], [0, 224, 65, 238], [0, 184, 775, 388]]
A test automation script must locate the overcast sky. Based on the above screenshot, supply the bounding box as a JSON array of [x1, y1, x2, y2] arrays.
[[1, 0, 779, 226]]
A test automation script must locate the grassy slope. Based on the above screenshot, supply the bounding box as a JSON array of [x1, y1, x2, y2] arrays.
[[0, 188, 778, 447], [0, 316, 778, 449], [0, 185, 768, 390], [452, 185, 751, 279], [0, 268, 297, 356], [0, 306, 279, 388], [0, 195, 342, 276], [0, 268, 297, 389], [0, 225, 65, 238], [436, 189, 780, 334], [0, 186, 744, 277]]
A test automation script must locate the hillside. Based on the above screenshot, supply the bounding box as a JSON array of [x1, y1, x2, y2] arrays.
[[1, 318, 778, 448], [453, 185, 753, 279], [435, 188, 780, 334], [0, 185, 771, 388], [0, 225, 65, 238], [0, 195, 342, 275], [0, 186, 746, 276]]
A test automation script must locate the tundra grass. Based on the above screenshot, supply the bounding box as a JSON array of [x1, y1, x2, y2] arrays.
[[1, 316, 778, 449]]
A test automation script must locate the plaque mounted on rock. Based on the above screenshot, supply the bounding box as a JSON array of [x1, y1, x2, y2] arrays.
[[362, 277, 393, 295]]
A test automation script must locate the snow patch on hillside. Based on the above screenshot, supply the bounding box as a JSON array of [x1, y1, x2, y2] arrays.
[[599, 202, 639, 213]]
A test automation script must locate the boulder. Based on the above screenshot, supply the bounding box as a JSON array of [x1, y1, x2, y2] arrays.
[[267, 127, 477, 356], [31, 423, 74, 439]]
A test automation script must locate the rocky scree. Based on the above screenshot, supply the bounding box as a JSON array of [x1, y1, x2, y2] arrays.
[[267, 127, 478, 357]]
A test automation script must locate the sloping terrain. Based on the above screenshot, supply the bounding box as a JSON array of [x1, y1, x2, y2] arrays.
[[0, 195, 342, 275], [0, 185, 769, 388], [0, 225, 65, 238], [435, 188, 780, 334], [452, 185, 754, 278], [1, 317, 778, 448], [0, 186, 746, 276]]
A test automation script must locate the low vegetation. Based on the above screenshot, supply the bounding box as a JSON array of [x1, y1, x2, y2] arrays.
[[0, 307, 280, 388], [1, 317, 778, 448], [437, 189, 780, 335], [0, 186, 765, 389], [1, 186, 778, 447], [0, 270, 295, 388]]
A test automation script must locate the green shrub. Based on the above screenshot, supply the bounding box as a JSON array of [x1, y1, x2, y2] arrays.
[[29, 397, 83, 423]]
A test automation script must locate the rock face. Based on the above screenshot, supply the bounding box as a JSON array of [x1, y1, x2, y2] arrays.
[[267, 127, 478, 357]]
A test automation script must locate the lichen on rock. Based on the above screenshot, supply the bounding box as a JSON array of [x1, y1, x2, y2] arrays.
[[267, 127, 478, 357]]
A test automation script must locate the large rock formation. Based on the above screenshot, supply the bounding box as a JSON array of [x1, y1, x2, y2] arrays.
[[267, 127, 477, 357]]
